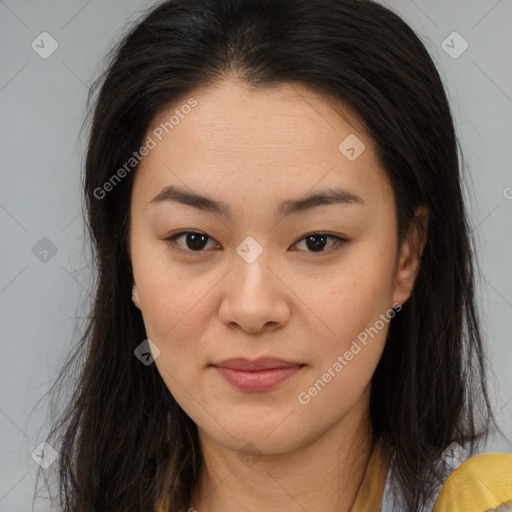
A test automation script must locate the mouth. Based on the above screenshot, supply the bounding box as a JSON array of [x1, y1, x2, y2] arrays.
[[211, 357, 305, 392]]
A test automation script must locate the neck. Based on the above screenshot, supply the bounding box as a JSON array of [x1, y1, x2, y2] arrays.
[[189, 386, 374, 512]]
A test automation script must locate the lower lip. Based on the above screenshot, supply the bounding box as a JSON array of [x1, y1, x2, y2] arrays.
[[213, 366, 303, 391]]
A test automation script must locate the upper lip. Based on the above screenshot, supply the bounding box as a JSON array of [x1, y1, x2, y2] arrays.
[[212, 357, 304, 371]]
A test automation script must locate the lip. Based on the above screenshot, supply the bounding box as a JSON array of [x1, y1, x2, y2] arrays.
[[211, 357, 305, 392], [212, 357, 303, 370]]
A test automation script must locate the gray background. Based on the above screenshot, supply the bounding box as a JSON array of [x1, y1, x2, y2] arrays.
[[1, 0, 511, 510]]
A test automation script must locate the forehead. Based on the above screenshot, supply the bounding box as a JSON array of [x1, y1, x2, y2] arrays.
[[133, 78, 390, 208]]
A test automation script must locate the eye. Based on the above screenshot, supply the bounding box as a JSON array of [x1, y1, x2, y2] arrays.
[[163, 231, 347, 256], [290, 232, 347, 254], [163, 231, 221, 256]]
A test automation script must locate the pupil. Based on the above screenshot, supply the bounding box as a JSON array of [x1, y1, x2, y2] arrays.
[[187, 233, 208, 250], [306, 234, 327, 252]]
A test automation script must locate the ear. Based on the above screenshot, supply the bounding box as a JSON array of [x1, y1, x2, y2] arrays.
[[132, 283, 141, 310], [392, 204, 429, 307]]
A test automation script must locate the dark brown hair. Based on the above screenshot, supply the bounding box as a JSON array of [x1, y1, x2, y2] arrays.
[[36, 0, 502, 510]]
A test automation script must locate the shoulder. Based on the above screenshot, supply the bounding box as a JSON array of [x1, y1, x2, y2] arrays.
[[433, 452, 512, 512]]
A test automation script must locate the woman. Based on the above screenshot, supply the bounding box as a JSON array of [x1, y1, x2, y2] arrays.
[[40, 0, 512, 511]]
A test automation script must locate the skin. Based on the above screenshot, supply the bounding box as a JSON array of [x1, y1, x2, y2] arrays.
[[130, 77, 428, 512]]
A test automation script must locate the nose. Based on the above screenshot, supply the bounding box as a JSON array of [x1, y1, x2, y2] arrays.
[[218, 244, 290, 334]]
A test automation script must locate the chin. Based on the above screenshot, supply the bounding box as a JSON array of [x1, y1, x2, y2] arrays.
[[201, 415, 312, 455]]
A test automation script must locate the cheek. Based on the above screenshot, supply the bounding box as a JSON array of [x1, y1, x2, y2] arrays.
[[132, 257, 224, 401], [295, 273, 393, 420], [299, 245, 395, 404], [132, 235, 216, 340], [308, 249, 396, 345]]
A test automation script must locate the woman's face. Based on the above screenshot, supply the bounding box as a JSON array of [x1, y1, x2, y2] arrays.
[[130, 78, 423, 455]]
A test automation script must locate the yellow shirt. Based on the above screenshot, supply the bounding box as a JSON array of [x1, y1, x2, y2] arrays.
[[433, 452, 512, 512]]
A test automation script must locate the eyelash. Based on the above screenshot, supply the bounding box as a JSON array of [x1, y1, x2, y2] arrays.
[[162, 230, 348, 257]]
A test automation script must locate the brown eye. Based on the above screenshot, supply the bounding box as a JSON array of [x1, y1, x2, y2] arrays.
[[164, 231, 220, 255], [291, 233, 347, 254]]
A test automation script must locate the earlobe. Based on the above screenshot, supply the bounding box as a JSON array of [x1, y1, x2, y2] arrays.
[[392, 205, 429, 306], [132, 284, 141, 309]]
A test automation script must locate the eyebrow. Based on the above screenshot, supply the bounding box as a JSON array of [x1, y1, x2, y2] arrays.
[[150, 184, 366, 217]]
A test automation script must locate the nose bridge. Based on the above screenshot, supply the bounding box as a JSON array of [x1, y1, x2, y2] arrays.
[[232, 234, 274, 295], [218, 233, 289, 332]]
